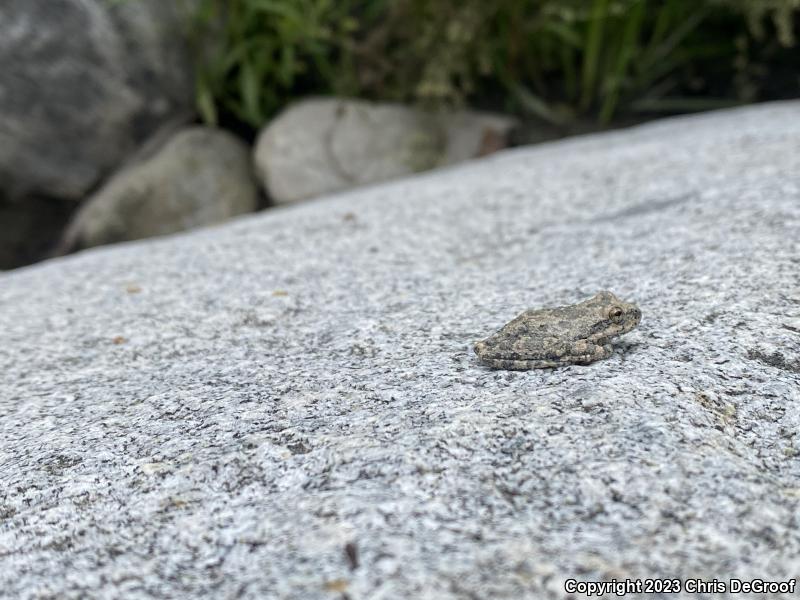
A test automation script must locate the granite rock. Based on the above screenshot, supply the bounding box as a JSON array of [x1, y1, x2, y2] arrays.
[[1, 102, 799, 599], [57, 127, 259, 252], [254, 97, 518, 204]]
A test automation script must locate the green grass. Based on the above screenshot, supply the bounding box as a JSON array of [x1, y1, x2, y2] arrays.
[[187, 0, 800, 130]]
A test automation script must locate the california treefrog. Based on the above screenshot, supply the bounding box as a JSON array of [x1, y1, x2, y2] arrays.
[[474, 291, 641, 369]]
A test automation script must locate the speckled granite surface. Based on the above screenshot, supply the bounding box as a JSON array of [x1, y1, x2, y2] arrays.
[[1, 102, 799, 599]]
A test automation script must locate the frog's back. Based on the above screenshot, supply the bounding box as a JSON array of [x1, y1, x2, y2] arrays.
[[510, 305, 591, 343]]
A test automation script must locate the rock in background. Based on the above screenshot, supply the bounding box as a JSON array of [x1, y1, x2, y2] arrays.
[[254, 98, 518, 204], [57, 127, 259, 252], [0, 0, 196, 268], [0, 0, 195, 202]]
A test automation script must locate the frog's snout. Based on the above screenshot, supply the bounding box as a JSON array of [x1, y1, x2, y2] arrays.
[[622, 305, 642, 333]]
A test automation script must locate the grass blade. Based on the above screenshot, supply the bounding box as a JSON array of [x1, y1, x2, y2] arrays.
[[580, 0, 609, 111]]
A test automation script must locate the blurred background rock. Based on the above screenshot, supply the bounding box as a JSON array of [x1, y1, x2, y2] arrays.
[[1, 0, 798, 269]]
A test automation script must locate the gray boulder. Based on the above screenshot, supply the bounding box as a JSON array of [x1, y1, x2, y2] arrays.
[[1, 102, 799, 598], [0, 0, 195, 202], [254, 97, 518, 204], [57, 127, 259, 252]]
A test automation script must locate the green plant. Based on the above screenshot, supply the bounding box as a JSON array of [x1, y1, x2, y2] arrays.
[[495, 0, 730, 124], [189, 0, 800, 130], [191, 0, 377, 126], [465, 0, 799, 124]]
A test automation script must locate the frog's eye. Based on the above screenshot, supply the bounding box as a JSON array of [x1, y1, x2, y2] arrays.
[[608, 306, 624, 322]]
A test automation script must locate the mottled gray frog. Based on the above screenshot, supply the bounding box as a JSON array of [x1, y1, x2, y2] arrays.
[[474, 291, 641, 370]]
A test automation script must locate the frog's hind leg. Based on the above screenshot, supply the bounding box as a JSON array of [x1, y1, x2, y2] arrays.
[[567, 341, 614, 365]]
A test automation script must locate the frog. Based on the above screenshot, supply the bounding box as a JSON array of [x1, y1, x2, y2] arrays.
[[474, 291, 641, 370]]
